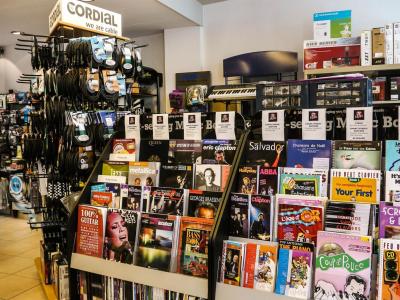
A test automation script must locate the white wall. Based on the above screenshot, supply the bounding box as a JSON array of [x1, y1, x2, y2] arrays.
[[203, 0, 400, 85], [133, 33, 166, 112], [0, 46, 33, 93]]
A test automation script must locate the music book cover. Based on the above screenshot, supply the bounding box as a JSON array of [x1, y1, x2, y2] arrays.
[[159, 164, 194, 189], [325, 202, 373, 236], [138, 140, 169, 162], [229, 193, 250, 238], [221, 240, 246, 286], [385, 171, 400, 202], [102, 161, 129, 177], [187, 189, 222, 219], [280, 167, 329, 197], [257, 167, 279, 196], [236, 166, 258, 195], [379, 202, 400, 239], [243, 242, 278, 292], [76, 205, 107, 258], [276, 194, 326, 245], [168, 140, 202, 164], [201, 139, 238, 165], [332, 140, 381, 170], [142, 187, 186, 216], [330, 169, 381, 204], [314, 231, 372, 300], [275, 241, 313, 299], [136, 213, 179, 272], [378, 239, 400, 300], [244, 140, 286, 167], [128, 162, 160, 187], [91, 191, 113, 207], [121, 186, 142, 211], [278, 173, 322, 197], [104, 209, 140, 264], [385, 140, 400, 171], [194, 164, 230, 192], [249, 194, 273, 241], [112, 139, 136, 154], [91, 183, 123, 209], [177, 216, 214, 278], [287, 139, 332, 169]]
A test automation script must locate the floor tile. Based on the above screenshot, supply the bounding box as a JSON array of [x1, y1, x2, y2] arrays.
[[13, 265, 39, 280], [15, 247, 40, 260], [0, 275, 39, 299], [8, 285, 46, 300], [0, 241, 37, 256], [0, 256, 35, 274]]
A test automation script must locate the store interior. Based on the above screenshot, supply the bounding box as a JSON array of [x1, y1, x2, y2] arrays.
[[1, 0, 400, 299]]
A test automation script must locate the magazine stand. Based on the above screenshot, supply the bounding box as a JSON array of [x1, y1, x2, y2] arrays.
[[66, 112, 247, 299]]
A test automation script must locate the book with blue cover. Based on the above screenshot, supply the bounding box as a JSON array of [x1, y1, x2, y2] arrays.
[[286, 140, 332, 169], [385, 140, 400, 171]]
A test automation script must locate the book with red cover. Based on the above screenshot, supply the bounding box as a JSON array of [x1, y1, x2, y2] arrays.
[[76, 205, 107, 257], [91, 191, 113, 207], [177, 216, 214, 278]]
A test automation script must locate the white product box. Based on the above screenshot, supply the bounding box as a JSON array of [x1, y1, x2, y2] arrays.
[[385, 24, 394, 64], [394, 22, 400, 64], [361, 30, 372, 66]]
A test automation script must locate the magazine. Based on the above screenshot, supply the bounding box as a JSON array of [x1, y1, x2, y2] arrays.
[[280, 167, 329, 197], [128, 162, 160, 187], [159, 164, 194, 189], [194, 164, 230, 192], [121, 186, 142, 211], [378, 239, 400, 300], [177, 216, 214, 278], [201, 140, 237, 165], [249, 195, 273, 241], [314, 231, 372, 300], [91, 183, 122, 208], [236, 166, 258, 195], [379, 202, 400, 238], [278, 173, 322, 197], [286, 139, 332, 169], [112, 139, 136, 154], [325, 202, 373, 236], [386, 140, 400, 171], [220, 240, 246, 286], [229, 193, 250, 238], [136, 213, 179, 272], [276, 194, 326, 244], [244, 140, 286, 167], [90, 191, 113, 207], [330, 169, 381, 203], [76, 205, 107, 257], [168, 140, 202, 164], [385, 171, 400, 202], [187, 190, 222, 219], [332, 141, 381, 170], [142, 187, 187, 216], [257, 167, 279, 196], [275, 241, 313, 299], [138, 140, 170, 162], [243, 241, 278, 292], [102, 161, 129, 177], [104, 209, 140, 264]]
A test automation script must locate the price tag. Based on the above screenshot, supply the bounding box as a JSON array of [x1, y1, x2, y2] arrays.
[[346, 107, 373, 141], [215, 111, 235, 140], [302, 108, 326, 140], [125, 114, 140, 141], [183, 112, 202, 140], [152, 114, 169, 140], [262, 110, 285, 141]]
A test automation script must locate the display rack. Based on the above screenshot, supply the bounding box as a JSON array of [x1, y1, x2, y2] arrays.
[[304, 64, 400, 78], [215, 283, 301, 300], [67, 112, 247, 300], [34, 257, 57, 300]]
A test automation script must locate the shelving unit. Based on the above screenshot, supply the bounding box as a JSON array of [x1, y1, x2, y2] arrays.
[[373, 100, 400, 105], [304, 64, 400, 78], [34, 257, 57, 300], [71, 253, 208, 298], [215, 283, 302, 300]]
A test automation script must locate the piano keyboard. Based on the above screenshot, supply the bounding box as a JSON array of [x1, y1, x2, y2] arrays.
[[207, 84, 257, 101]]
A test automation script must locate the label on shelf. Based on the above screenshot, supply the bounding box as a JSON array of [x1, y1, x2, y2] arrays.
[[183, 112, 202, 140], [262, 110, 285, 141], [302, 108, 326, 140], [215, 111, 235, 140], [346, 107, 373, 141], [125, 114, 140, 141], [152, 113, 169, 140]]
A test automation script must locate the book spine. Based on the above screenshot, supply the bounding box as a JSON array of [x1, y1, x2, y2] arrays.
[[394, 23, 400, 64], [361, 30, 372, 66], [220, 241, 228, 283], [385, 24, 394, 64]]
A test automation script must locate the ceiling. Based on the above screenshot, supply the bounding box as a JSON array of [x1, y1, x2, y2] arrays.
[[0, 0, 212, 46]]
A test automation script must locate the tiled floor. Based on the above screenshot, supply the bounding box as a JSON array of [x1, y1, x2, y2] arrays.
[[0, 215, 46, 300]]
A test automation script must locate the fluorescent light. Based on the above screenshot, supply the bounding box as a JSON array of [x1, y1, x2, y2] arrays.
[[79, 0, 94, 2], [11, 31, 22, 35]]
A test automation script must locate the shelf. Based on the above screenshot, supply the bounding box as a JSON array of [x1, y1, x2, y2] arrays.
[[34, 257, 57, 300], [70, 253, 208, 298], [215, 283, 303, 300], [304, 64, 400, 77], [373, 100, 400, 105]]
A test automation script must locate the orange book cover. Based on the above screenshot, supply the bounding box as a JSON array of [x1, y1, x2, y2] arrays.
[[243, 243, 257, 288], [91, 191, 113, 207], [177, 216, 214, 278], [221, 165, 231, 192]]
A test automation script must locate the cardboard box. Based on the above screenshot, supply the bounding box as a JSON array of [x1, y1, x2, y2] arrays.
[[385, 24, 394, 64], [313, 10, 352, 40], [304, 37, 360, 70], [361, 30, 372, 66], [394, 22, 400, 64], [372, 27, 385, 64]]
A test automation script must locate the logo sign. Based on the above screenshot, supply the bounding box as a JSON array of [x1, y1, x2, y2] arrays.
[[49, 0, 122, 36]]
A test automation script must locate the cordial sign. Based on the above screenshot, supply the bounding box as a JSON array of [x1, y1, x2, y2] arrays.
[[49, 0, 122, 36]]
